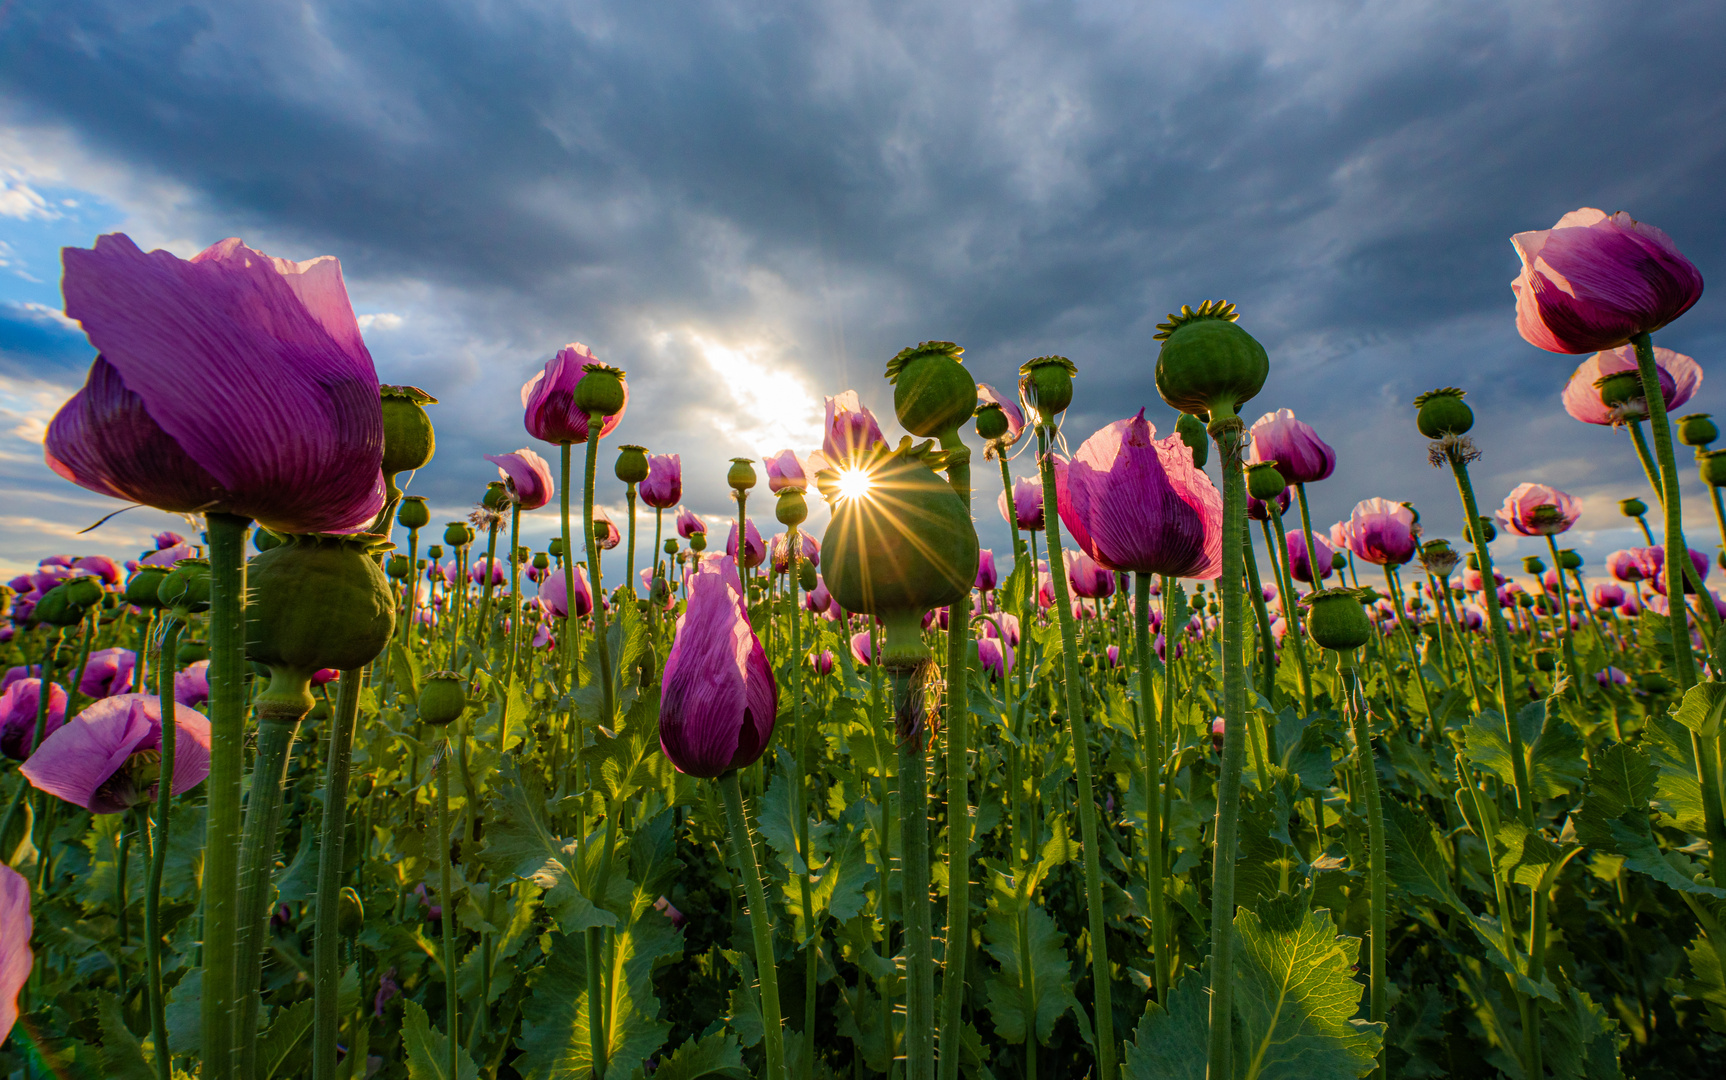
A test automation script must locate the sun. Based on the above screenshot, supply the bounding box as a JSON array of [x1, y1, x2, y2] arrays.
[[835, 467, 874, 502]]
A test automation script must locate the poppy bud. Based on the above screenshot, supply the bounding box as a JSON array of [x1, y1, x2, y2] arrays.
[[533, 552, 550, 571], [1679, 413, 1719, 448], [1176, 413, 1209, 468], [1619, 497, 1648, 518], [483, 481, 510, 511], [339, 887, 365, 938], [1463, 517, 1496, 545], [572, 363, 628, 418], [444, 521, 475, 548], [254, 528, 284, 553], [125, 567, 170, 609], [379, 385, 438, 479], [428, 545, 445, 560], [888, 341, 976, 439], [1017, 355, 1076, 426], [1245, 461, 1286, 502], [1523, 556, 1545, 575], [975, 402, 1010, 442], [178, 640, 210, 664], [799, 560, 818, 593], [615, 444, 650, 485], [418, 671, 467, 726], [1413, 387, 1473, 438], [727, 458, 757, 492], [1154, 301, 1267, 422], [1306, 588, 1372, 652], [398, 496, 431, 531], [1331, 552, 1348, 571], [1557, 549, 1582, 571], [776, 490, 808, 527], [1700, 450, 1726, 489]]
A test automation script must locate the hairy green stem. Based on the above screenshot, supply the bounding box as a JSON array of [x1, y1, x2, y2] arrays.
[[312, 669, 363, 1080], [894, 663, 936, 1080], [236, 702, 307, 1077], [720, 770, 788, 1080], [1340, 653, 1386, 1077], [1262, 510, 1313, 711], [1136, 574, 1169, 1003], [146, 616, 183, 1080], [938, 437, 973, 1080]]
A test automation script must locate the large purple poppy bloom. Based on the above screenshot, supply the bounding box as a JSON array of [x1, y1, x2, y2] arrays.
[[45, 235, 385, 533], [0, 865, 30, 1042], [20, 694, 212, 815], [658, 556, 776, 778], [0, 679, 67, 759], [1334, 498, 1419, 567], [521, 344, 628, 445], [998, 475, 1044, 531]]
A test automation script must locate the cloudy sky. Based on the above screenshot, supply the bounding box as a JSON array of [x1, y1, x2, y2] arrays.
[[2, 0, 1723, 590]]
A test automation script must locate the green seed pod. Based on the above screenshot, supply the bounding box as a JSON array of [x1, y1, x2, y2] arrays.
[[428, 545, 445, 560], [888, 341, 976, 439], [662, 538, 679, 556], [1017, 355, 1077, 427], [1700, 450, 1726, 489], [386, 554, 411, 580], [974, 402, 1010, 442], [1593, 371, 1642, 410], [1522, 556, 1545, 575], [1153, 301, 1267, 421], [548, 537, 565, 559], [1305, 587, 1373, 652], [338, 887, 365, 938], [1619, 497, 1648, 518], [1678, 413, 1718, 448], [247, 533, 396, 716], [820, 440, 979, 669], [124, 567, 170, 609], [33, 581, 95, 626], [1175, 413, 1209, 468], [418, 670, 468, 726], [727, 458, 757, 492], [799, 560, 818, 593], [1245, 461, 1286, 502], [1557, 549, 1582, 571], [444, 521, 475, 548], [1463, 517, 1495, 545], [398, 496, 431, 531], [254, 528, 284, 553], [379, 385, 438, 478], [1418, 539, 1459, 577], [482, 481, 510, 511], [615, 444, 650, 485], [776, 490, 809, 527], [533, 551, 550, 571], [573, 363, 628, 417], [178, 639, 210, 665], [690, 532, 708, 553], [1413, 387, 1474, 438]]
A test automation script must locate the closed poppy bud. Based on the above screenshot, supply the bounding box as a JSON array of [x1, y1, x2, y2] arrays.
[[254, 529, 284, 553], [1017, 355, 1077, 426], [1619, 497, 1647, 519], [33, 582, 91, 627], [1414, 387, 1473, 438], [398, 496, 430, 531], [658, 557, 776, 777], [418, 671, 467, 726], [615, 444, 650, 485], [1175, 413, 1209, 468], [975, 402, 1010, 441], [1701, 450, 1726, 489], [444, 521, 475, 547], [799, 560, 818, 593], [727, 458, 757, 492], [339, 887, 365, 938], [125, 567, 171, 609], [1679, 413, 1718, 448], [379, 385, 438, 479], [572, 363, 628, 418], [1154, 301, 1267, 421], [776, 490, 808, 527], [888, 341, 976, 439], [1306, 588, 1372, 652], [1245, 461, 1286, 502]]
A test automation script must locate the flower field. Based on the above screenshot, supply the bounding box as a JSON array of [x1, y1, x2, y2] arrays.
[[1, 206, 1723, 1080]]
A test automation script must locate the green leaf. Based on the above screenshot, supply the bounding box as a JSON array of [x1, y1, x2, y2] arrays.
[[630, 1029, 748, 1080], [1231, 902, 1385, 1080], [1384, 800, 1464, 912], [392, 640, 422, 702], [1645, 714, 1708, 833], [477, 757, 615, 932], [580, 687, 667, 803], [97, 992, 154, 1080], [1575, 743, 1726, 897], [1670, 680, 1726, 737], [1678, 931, 1726, 1034], [1464, 701, 1585, 800], [403, 999, 481, 1080], [1122, 969, 1207, 1080], [981, 869, 1090, 1049], [1464, 910, 1560, 1003], [257, 999, 315, 1080], [998, 557, 1033, 623], [1539, 985, 1624, 1080], [721, 949, 764, 1049]]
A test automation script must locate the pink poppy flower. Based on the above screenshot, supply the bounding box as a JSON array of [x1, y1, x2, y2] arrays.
[[763, 449, 808, 493], [676, 508, 707, 538], [0, 866, 31, 1042], [727, 519, 766, 570], [1561, 345, 1702, 425], [1065, 551, 1116, 600], [1248, 409, 1335, 485], [1495, 482, 1581, 537], [173, 660, 211, 708], [850, 631, 874, 666], [141, 543, 198, 568], [1246, 487, 1291, 522], [808, 650, 836, 676], [1333, 498, 1419, 567], [1284, 529, 1334, 584], [20, 693, 212, 815], [485, 448, 554, 511], [1591, 583, 1625, 609], [803, 579, 832, 614], [154, 531, 186, 550], [640, 454, 682, 509], [73, 555, 122, 586], [1511, 208, 1704, 355], [0, 680, 68, 759], [78, 647, 137, 699], [974, 549, 997, 592], [822, 391, 887, 468], [980, 612, 1021, 647], [593, 509, 621, 551], [658, 556, 776, 778], [521, 343, 628, 445], [998, 476, 1044, 531], [540, 564, 593, 619], [469, 557, 508, 586], [770, 531, 820, 574], [976, 636, 1014, 680], [976, 383, 1026, 449]]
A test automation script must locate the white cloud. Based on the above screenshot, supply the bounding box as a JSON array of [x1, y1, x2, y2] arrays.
[[358, 312, 404, 331], [0, 169, 56, 221]]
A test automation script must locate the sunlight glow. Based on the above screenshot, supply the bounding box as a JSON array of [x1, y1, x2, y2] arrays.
[[835, 467, 874, 502], [687, 334, 824, 456]]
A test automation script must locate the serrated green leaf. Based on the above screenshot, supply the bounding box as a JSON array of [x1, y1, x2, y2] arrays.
[[1679, 931, 1726, 1033], [1231, 903, 1386, 1080], [476, 757, 615, 933], [981, 870, 1091, 1048], [580, 688, 667, 803], [1465, 701, 1585, 800], [1494, 821, 1563, 891], [257, 999, 315, 1080], [392, 640, 422, 702], [631, 1029, 748, 1080], [1465, 910, 1560, 1003], [1645, 714, 1707, 833], [1384, 800, 1464, 912], [403, 999, 480, 1080], [1576, 743, 1726, 897], [97, 992, 154, 1080], [1671, 680, 1726, 737], [1122, 969, 1206, 1080], [1539, 985, 1624, 1080], [721, 949, 764, 1048]]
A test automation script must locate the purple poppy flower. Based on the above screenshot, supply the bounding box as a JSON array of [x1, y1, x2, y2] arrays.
[[658, 556, 776, 778], [1106, 644, 1121, 668], [373, 968, 401, 1017], [803, 579, 832, 613], [521, 344, 628, 445], [1512, 208, 1705, 355], [1156, 633, 1184, 662], [1650, 547, 1710, 596], [45, 235, 386, 533], [141, 543, 198, 568], [1065, 551, 1116, 600], [485, 448, 554, 511], [974, 549, 997, 592], [980, 612, 1021, 647], [0, 865, 31, 1042], [593, 510, 621, 551], [153, 531, 185, 550], [20, 694, 212, 815], [822, 391, 887, 468], [1333, 498, 1419, 567], [1, 667, 40, 693], [469, 557, 508, 587], [1495, 482, 1581, 537], [850, 630, 874, 667], [727, 519, 766, 570], [976, 636, 1014, 680], [640, 454, 682, 509], [763, 449, 808, 493], [540, 564, 593, 619], [72, 556, 122, 586], [676, 508, 707, 538], [998, 476, 1044, 531], [1595, 666, 1629, 687], [1592, 583, 1626, 609], [175, 661, 211, 708], [976, 383, 1026, 449], [1606, 548, 1659, 583], [808, 650, 836, 676], [0, 680, 68, 760], [1562, 345, 1702, 425], [79, 647, 137, 699], [1285, 529, 1335, 584], [1248, 409, 1336, 486], [653, 896, 686, 928], [769, 531, 819, 573], [1056, 409, 1224, 580]]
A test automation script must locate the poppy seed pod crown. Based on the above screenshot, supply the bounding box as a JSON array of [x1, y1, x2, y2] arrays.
[[1017, 355, 1077, 427], [397, 496, 430, 531], [572, 363, 628, 418], [1306, 587, 1373, 652], [379, 384, 438, 480], [1153, 301, 1267, 422], [1414, 387, 1473, 439], [888, 341, 976, 439], [1679, 413, 1719, 448]]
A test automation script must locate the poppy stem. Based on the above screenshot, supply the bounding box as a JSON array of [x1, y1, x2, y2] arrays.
[[146, 615, 183, 1080], [1262, 508, 1314, 711], [313, 669, 363, 1080], [786, 526, 818, 1070], [937, 434, 972, 1080], [892, 664, 934, 1080], [1338, 651, 1387, 1079], [719, 769, 787, 1080], [201, 511, 251, 1080], [1135, 573, 1168, 1003], [436, 739, 459, 1080], [583, 415, 615, 725], [1034, 427, 1116, 1080]]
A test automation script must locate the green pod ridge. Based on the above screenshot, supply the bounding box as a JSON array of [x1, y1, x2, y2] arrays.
[[1153, 301, 1267, 421], [246, 533, 396, 709], [888, 341, 976, 439], [819, 440, 979, 669], [1305, 587, 1373, 652]]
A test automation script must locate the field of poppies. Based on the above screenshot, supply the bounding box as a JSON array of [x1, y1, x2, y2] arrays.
[[0, 206, 1722, 1080]]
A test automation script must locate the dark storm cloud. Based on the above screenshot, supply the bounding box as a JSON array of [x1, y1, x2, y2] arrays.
[[3, 0, 1725, 564]]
